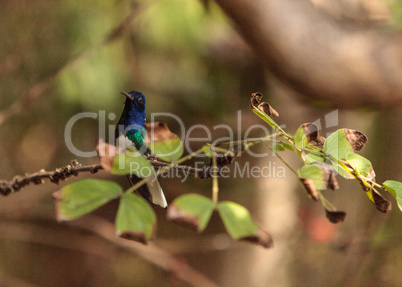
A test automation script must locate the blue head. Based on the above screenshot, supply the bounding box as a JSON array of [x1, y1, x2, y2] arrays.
[[115, 91, 147, 139]]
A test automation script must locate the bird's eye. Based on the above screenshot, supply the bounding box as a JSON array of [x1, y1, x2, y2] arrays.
[[137, 97, 144, 104]]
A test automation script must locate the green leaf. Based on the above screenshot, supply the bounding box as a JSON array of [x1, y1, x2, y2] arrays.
[[167, 194, 214, 232], [115, 193, 157, 244], [218, 201, 257, 239], [144, 122, 183, 161], [298, 165, 327, 190], [346, 153, 373, 177], [112, 149, 153, 176], [324, 129, 368, 177], [282, 142, 296, 151], [304, 152, 326, 164], [149, 138, 183, 162], [323, 129, 354, 160], [294, 125, 308, 149], [252, 108, 282, 131], [383, 180, 402, 211], [298, 163, 339, 200], [383, 180, 402, 198], [218, 201, 273, 248], [272, 144, 285, 152], [202, 144, 213, 157], [332, 163, 354, 179], [53, 179, 122, 221]]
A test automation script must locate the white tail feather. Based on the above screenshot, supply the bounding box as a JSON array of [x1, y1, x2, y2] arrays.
[[146, 171, 167, 208]]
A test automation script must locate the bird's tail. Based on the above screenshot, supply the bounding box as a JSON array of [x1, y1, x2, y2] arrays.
[[127, 172, 167, 208]]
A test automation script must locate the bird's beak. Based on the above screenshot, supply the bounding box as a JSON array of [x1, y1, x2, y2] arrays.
[[120, 91, 134, 101]]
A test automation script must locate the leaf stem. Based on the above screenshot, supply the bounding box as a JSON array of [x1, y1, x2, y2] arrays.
[[211, 154, 219, 207], [217, 134, 281, 147], [265, 144, 298, 175], [318, 191, 336, 211]]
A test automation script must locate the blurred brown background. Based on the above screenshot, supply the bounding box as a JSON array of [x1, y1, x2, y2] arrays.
[[1, 0, 401, 286]]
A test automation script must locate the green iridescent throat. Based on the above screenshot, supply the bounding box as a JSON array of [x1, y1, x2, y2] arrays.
[[127, 130, 145, 151]]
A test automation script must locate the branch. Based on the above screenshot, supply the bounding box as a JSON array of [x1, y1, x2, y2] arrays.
[[0, 160, 102, 196], [214, 0, 402, 108], [0, 155, 235, 195], [71, 215, 220, 287], [0, 216, 219, 287]]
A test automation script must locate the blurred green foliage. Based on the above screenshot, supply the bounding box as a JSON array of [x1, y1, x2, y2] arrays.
[[1, 1, 401, 286], [0, 0, 265, 177], [390, 0, 402, 27]]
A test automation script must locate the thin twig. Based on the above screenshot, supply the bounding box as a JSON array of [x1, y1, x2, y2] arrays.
[[0, 153, 235, 196]]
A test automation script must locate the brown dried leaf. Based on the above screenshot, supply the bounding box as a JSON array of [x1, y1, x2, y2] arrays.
[[250, 92, 263, 108], [344, 129, 368, 151], [301, 123, 319, 143], [301, 123, 326, 147], [351, 168, 372, 192], [316, 136, 326, 147], [118, 232, 147, 244], [257, 102, 279, 117], [167, 203, 200, 232], [96, 139, 124, 172], [328, 174, 339, 190], [300, 178, 319, 200], [372, 188, 392, 213], [313, 162, 339, 190], [241, 228, 274, 248], [143, 122, 179, 144], [325, 209, 347, 224]]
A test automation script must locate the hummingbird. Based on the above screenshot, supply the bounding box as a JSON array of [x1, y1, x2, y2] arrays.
[[115, 90, 167, 208]]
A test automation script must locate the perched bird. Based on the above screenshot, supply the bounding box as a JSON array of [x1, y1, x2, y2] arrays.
[[115, 91, 167, 208]]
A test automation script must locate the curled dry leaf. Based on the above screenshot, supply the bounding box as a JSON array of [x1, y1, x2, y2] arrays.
[[250, 92, 279, 117], [328, 174, 339, 190], [324, 209, 347, 224], [258, 102, 279, 117], [300, 178, 319, 200], [316, 136, 326, 147], [301, 123, 319, 143], [343, 129, 368, 151], [143, 122, 179, 144], [250, 92, 263, 108], [96, 139, 124, 172], [300, 123, 326, 147], [371, 188, 392, 213]]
